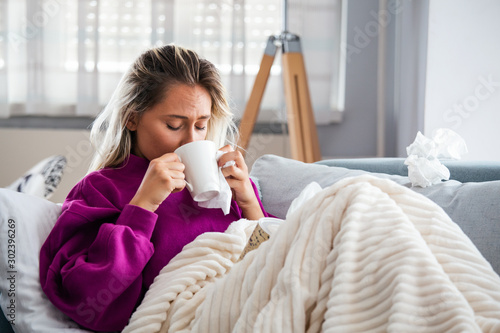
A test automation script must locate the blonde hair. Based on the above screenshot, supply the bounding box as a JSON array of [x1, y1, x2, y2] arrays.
[[88, 44, 237, 172]]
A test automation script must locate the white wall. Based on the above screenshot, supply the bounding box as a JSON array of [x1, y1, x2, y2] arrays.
[[424, 0, 500, 161], [0, 129, 94, 203]]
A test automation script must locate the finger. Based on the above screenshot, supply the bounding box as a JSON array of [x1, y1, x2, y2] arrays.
[[149, 154, 183, 172], [149, 161, 184, 177], [218, 150, 242, 168], [218, 144, 234, 153], [165, 161, 185, 172], [157, 152, 182, 163], [168, 169, 186, 180], [171, 179, 186, 193], [221, 164, 245, 180]]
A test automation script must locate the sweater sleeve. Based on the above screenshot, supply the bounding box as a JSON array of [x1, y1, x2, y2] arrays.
[[39, 176, 157, 332]]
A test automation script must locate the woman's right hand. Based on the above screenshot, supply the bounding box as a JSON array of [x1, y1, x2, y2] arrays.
[[129, 153, 185, 212]]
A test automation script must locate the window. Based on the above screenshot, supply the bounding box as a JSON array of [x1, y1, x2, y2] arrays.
[[0, 0, 343, 124]]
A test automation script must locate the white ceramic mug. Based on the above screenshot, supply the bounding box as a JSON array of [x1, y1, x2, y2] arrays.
[[174, 140, 220, 202]]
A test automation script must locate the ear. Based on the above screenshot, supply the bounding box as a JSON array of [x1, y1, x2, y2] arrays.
[[126, 113, 138, 131]]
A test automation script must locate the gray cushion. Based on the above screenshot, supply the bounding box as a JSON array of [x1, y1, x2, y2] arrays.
[[250, 154, 500, 275]]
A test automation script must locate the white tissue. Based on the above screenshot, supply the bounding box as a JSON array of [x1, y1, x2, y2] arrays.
[[404, 128, 467, 188], [196, 151, 235, 215], [404, 155, 450, 188], [406, 131, 438, 159], [433, 128, 468, 160]]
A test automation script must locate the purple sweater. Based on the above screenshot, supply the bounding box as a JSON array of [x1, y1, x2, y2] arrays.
[[39, 154, 270, 332]]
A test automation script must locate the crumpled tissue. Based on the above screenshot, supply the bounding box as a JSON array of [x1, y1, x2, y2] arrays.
[[194, 151, 235, 215], [404, 128, 468, 188], [433, 128, 468, 160], [404, 155, 450, 188]]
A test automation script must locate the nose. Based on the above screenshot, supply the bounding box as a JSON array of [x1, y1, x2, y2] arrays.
[[180, 127, 196, 146]]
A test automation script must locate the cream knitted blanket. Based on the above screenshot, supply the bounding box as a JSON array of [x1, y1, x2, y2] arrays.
[[123, 175, 500, 333]]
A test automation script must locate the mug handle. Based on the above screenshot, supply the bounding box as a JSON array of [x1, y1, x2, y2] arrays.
[[185, 181, 194, 192]]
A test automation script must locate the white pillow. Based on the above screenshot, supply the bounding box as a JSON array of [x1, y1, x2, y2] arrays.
[[0, 188, 90, 332]]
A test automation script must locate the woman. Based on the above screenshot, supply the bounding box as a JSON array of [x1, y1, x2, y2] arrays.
[[39, 44, 271, 332]]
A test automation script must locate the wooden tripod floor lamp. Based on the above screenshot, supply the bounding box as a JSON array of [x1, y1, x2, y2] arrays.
[[237, 3, 321, 163]]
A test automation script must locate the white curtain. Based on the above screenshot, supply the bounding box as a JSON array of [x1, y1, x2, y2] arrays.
[[0, 0, 343, 122]]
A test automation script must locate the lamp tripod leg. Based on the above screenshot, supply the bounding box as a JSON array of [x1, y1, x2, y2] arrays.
[[237, 36, 278, 154], [237, 34, 321, 163], [282, 36, 321, 162]]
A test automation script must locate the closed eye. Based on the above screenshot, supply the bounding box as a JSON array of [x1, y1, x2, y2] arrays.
[[167, 124, 181, 131]]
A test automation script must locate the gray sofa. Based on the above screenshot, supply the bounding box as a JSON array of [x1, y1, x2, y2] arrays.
[[1, 155, 499, 332], [249, 155, 500, 276]]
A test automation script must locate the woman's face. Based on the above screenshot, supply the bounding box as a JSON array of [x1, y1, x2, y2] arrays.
[[127, 84, 212, 161]]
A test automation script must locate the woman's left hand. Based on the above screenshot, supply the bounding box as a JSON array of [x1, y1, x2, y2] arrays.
[[218, 145, 264, 220]]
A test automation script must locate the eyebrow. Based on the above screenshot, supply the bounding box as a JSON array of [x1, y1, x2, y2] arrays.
[[165, 114, 211, 120]]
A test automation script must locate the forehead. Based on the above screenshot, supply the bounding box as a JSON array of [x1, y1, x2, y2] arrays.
[[154, 84, 212, 117]]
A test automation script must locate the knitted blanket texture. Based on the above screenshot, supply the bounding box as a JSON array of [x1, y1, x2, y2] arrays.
[[123, 175, 500, 333]]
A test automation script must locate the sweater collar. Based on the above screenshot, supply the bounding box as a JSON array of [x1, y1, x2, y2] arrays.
[[121, 153, 150, 172]]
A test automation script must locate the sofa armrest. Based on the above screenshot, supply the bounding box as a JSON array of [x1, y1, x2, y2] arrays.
[[316, 157, 500, 183]]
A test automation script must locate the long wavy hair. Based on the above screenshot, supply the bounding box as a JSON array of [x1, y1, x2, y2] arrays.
[[88, 44, 238, 172]]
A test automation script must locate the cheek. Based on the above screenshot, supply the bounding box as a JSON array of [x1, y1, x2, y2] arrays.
[[198, 131, 208, 140], [142, 127, 177, 154], [159, 132, 180, 151]]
